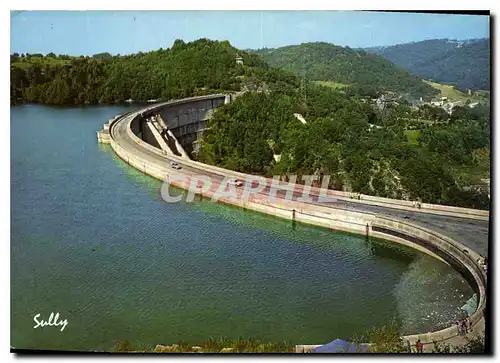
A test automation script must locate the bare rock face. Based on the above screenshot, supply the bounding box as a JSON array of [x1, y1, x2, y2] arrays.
[[219, 347, 234, 353], [154, 345, 167, 352], [191, 346, 203, 352]]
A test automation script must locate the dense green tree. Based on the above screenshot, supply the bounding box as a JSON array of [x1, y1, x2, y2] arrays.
[[92, 52, 112, 60], [199, 80, 489, 209]]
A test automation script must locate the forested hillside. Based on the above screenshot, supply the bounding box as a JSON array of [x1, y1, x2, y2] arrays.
[[250, 42, 439, 99], [11, 38, 490, 209], [364, 39, 461, 69], [10, 38, 295, 105], [198, 83, 489, 209], [366, 38, 490, 91]]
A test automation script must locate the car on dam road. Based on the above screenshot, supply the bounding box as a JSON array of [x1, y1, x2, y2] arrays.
[[170, 162, 182, 170], [228, 179, 244, 187]]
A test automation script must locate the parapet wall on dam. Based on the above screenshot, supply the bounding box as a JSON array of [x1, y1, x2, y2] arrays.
[[100, 94, 488, 352]]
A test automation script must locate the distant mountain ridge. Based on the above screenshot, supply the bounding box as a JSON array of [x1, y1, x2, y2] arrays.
[[250, 42, 439, 98], [365, 38, 490, 91], [364, 38, 483, 55]]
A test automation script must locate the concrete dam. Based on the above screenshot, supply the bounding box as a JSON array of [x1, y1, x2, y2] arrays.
[[129, 94, 229, 157], [97, 94, 489, 352]]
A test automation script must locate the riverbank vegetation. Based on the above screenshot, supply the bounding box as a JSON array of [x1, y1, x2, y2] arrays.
[[115, 336, 295, 353], [113, 324, 485, 353], [432, 335, 485, 353]]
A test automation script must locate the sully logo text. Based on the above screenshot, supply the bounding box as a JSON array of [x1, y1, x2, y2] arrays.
[[33, 312, 68, 332]]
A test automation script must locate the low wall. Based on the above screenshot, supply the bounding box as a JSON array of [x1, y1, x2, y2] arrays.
[[106, 98, 487, 350], [358, 194, 489, 219], [97, 130, 110, 143], [156, 150, 488, 221], [371, 216, 486, 347], [157, 153, 488, 221]]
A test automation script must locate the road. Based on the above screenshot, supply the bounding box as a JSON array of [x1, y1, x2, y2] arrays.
[[112, 111, 490, 257]]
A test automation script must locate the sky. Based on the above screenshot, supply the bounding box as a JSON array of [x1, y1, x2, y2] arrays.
[[10, 11, 490, 56]]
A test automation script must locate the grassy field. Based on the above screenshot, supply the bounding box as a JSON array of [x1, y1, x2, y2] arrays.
[[424, 80, 489, 104], [11, 56, 72, 69], [313, 81, 351, 89], [404, 129, 421, 146]]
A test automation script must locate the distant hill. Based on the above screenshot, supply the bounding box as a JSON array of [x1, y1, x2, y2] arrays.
[[365, 38, 490, 91], [364, 39, 464, 69], [250, 42, 439, 98]]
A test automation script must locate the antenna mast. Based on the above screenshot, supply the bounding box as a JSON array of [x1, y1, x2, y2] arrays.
[[301, 52, 307, 105]]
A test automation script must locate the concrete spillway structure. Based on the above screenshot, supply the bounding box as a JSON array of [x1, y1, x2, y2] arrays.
[[145, 120, 172, 153], [154, 96, 225, 156], [98, 94, 489, 352]]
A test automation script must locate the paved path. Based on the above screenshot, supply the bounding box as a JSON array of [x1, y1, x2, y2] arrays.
[[320, 199, 490, 257], [421, 317, 485, 353]]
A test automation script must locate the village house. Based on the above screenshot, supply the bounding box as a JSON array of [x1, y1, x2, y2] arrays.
[[375, 93, 399, 110]]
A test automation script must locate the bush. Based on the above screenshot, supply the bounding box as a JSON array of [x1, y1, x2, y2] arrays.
[[115, 340, 133, 352], [433, 334, 485, 353]]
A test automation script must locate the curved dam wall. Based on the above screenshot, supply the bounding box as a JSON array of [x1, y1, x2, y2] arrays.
[[135, 94, 227, 154], [105, 96, 487, 350], [127, 95, 488, 220]]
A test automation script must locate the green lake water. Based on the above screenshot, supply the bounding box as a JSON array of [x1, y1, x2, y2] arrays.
[[11, 105, 473, 351]]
